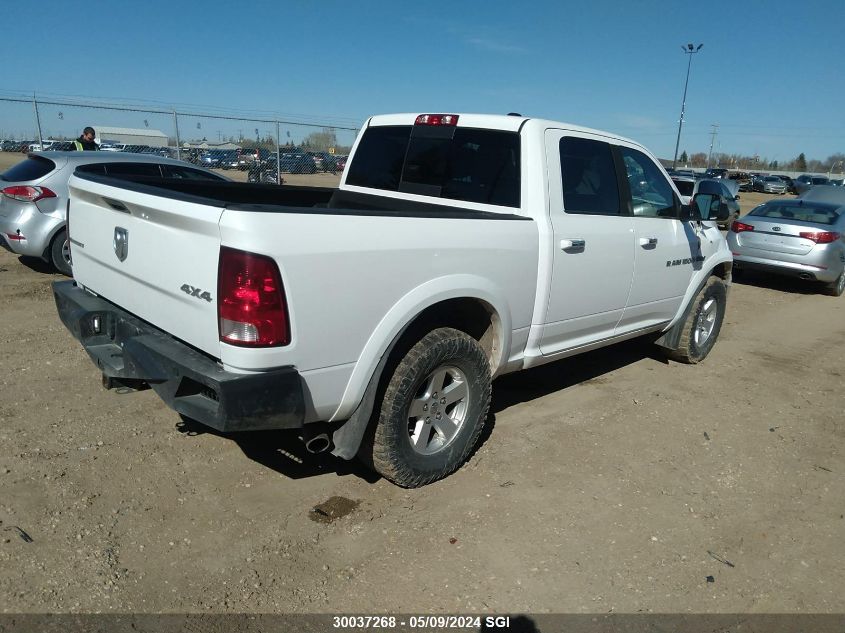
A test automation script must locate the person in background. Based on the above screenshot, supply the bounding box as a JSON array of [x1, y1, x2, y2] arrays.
[[72, 127, 99, 151]]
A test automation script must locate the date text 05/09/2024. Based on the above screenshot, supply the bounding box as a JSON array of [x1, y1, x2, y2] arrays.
[[332, 615, 511, 629]]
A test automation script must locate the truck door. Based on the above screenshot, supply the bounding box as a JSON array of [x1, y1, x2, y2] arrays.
[[539, 132, 635, 355], [614, 145, 701, 332]]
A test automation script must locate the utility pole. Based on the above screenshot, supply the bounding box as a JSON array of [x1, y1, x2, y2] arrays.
[[707, 123, 719, 168], [672, 43, 703, 169]]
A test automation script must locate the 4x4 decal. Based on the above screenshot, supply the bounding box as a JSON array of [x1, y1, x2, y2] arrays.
[[180, 284, 212, 302]]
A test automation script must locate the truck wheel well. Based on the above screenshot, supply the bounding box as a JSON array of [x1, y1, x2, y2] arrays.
[[399, 298, 502, 373], [713, 262, 732, 283], [329, 297, 503, 462]]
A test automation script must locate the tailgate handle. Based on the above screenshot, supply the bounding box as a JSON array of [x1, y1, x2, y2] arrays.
[[103, 198, 129, 213]]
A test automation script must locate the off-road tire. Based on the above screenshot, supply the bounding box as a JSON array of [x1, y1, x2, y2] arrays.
[[50, 229, 72, 276], [367, 327, 491, 488], [666, 276, 727, 364]]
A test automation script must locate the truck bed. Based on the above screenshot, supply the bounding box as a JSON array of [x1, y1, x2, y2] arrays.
[[72, 173, 528, 219]]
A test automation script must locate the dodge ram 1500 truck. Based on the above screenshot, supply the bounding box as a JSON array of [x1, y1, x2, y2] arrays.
[[53, 113, 733, 487]]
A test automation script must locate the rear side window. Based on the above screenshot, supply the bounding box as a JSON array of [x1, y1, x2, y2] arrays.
[[346, 125, 521, 207], [0, 156, 56, 182], [104, 163, 162, 177], [76, 164, 107, 175], [560, 137, 620, 215], [161, 165, 225, 181]]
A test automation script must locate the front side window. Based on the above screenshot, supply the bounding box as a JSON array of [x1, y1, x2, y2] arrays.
[[559, 137, 620, 215], [620, 147, 677, 218], [672, 179, 695, 196]]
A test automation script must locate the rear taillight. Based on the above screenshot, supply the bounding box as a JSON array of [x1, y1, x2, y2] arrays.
[[1, 186, 57, 203], [731, 221, 754, 233], [218, 247, 290, 347], [800, 231, 840, 244], [414, 114, 459, 126]]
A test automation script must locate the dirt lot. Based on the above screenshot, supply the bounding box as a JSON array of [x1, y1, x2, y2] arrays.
[[0, 152, 843, 616]]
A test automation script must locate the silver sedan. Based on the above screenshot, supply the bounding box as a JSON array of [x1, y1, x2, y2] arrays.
[[728, 197, 845, 295], [752, 175, 788, 194], [0, 151, 227, 275]]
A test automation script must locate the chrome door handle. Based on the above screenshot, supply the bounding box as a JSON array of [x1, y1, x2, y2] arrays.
[[560, 238, 586, 251], [639, 237, 658, 247]]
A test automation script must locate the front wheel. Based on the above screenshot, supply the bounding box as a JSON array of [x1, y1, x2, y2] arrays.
[[665, 277, 727, 364], [365, 327, 492, 488], [50, 229, 72, 276]]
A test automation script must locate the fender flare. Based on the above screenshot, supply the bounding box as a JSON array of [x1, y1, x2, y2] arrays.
[[654, 260, 731, 350], [329, 275, 512, 460]]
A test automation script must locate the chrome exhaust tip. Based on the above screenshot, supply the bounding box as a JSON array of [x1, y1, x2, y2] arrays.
[[302, 430, 332, 454]]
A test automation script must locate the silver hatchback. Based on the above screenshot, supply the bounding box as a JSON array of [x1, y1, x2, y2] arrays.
[[0, 151, 227, 275], [728, 197, 845, 295]]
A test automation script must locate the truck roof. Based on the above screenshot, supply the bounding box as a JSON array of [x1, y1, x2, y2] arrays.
[[365, 113, 641, 147]]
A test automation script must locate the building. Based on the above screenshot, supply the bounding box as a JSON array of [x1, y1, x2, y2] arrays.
[[95, 126, 169, 148]]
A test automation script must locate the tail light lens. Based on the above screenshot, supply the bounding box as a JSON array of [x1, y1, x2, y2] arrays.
[[2, 186, 57, 203], [731, 221, 754, 233], [800, 231, 841, 244], [218, 247, 290, 347], [414, 114, 459, 126]]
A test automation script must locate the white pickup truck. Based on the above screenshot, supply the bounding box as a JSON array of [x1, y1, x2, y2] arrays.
[[53, 113, 733, 487]]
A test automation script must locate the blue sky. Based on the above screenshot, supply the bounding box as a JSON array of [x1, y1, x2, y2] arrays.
[[2, 0, 843, 163]]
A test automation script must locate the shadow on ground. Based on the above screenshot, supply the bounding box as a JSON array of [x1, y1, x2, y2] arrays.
[[491, 336, 662, 413], [732, 269, 829, 295], [176, 416, 381, 484], [175, 337, 660, 484], [16, 255, 61, 276]]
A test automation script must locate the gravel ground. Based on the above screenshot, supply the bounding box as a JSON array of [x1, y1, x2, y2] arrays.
[[0, 159, 842, 615]]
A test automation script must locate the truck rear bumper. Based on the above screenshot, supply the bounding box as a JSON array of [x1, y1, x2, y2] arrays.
[[52, 280, 305, 432]]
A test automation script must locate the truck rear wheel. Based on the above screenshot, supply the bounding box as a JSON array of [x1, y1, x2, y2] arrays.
[[367, 327, 491, 488], [666, 276, 726, 364]]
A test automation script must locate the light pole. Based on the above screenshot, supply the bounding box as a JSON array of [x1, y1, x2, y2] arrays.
[[672, 43, 703, 170]]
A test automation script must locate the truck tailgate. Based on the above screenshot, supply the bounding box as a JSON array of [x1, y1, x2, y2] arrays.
[[67, 174, 224, 358]]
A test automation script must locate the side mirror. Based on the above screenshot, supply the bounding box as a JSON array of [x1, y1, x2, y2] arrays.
[[691, 193, 730, 222]]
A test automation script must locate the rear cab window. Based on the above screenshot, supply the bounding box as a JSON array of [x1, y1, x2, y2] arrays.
[[346, 124, 521, 208], [0, 156, 57, 182]]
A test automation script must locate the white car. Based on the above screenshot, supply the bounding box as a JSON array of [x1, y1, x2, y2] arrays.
[[0, 152, 228, 275]]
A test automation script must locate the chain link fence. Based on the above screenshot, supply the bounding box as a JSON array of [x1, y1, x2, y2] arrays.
[[0, 94, 359, 185]]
